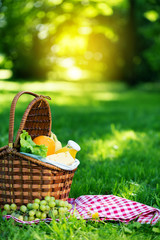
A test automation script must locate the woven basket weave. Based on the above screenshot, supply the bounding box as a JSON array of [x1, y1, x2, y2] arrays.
[[0, 91, 76, 207]]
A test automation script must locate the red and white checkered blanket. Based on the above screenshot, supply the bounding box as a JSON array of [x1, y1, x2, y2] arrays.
[[68, 195, 160, 225], [3, 195, 160, 225]]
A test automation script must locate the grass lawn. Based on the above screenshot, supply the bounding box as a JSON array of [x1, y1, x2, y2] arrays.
[[0, 80, 160, 239]]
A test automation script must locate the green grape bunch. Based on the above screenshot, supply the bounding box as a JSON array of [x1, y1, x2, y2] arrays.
[[2, 196, 73, 222]]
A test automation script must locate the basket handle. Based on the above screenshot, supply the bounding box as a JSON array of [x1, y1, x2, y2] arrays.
[[8, 91, 40, 148]]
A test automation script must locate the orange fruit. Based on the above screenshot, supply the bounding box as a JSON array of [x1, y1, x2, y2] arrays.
[[33, 136, 55, 156]]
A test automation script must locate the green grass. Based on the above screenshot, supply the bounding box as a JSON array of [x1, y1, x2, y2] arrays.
[[0, 80, 160, 239]]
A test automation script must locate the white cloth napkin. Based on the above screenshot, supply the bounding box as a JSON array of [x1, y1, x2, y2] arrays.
[[20, 152, 80, 170]]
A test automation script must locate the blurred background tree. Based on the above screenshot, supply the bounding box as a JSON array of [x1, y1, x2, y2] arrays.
[[0, 0, 159, 85]]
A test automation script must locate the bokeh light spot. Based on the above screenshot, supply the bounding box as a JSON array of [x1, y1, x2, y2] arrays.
[[0, 69, 13, 79], [144, 10, 159, 22], [67, 67, 82, 80]]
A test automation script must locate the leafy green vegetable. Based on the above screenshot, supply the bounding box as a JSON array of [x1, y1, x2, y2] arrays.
[[20, 130, 48, 158]]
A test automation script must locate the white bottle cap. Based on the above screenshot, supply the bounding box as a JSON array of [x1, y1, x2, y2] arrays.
[[68, 140, 81, 151]]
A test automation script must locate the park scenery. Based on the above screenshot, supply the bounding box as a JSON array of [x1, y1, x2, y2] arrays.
[[0, 0, 160, 239]]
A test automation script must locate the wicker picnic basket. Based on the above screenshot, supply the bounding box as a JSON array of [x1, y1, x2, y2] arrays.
[[0, 91, 77, 208]]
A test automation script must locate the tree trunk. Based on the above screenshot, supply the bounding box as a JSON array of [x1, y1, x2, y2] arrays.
[[124, 0, 137, 86]]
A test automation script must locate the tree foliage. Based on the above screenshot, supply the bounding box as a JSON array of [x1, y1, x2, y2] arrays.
[[0, 0, 159, 84]]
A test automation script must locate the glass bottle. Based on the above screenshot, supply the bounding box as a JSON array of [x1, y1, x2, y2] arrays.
[[55, 140, 81, 159]]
